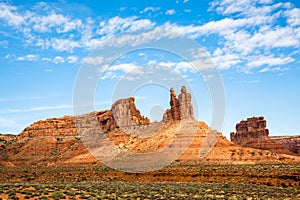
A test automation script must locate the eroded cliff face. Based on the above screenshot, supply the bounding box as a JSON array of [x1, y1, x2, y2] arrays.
[[230, 117, 296, 155]]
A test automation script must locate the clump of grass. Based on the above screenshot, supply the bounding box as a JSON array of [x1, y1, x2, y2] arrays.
[[51, 191, 64, 199]]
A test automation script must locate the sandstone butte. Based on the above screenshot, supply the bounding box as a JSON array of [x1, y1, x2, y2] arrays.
[[230, 117, 300, 156], [0, 86, 299, 167]]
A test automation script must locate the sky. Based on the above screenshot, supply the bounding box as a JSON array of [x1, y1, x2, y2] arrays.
[[0, 0, 300, 139]]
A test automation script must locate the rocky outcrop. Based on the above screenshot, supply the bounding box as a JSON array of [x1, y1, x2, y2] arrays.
[[112, 97, 150, 128], [163, 88, 180, 121], [19, 116, 77, 138], [230, 117, 295, 155], [163, 86, 194, 121], [271, 136, 300, 155], [230, 116, 269, 143], [0, 134, 16, 146], [178, 86, 194, 119]]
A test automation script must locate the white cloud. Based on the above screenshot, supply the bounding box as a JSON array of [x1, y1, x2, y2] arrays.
[[0, 3, 25, 27], [140, 7, 160, 14], [0, 104, 72, 114], [183, 0, 190, 3], [49, 38, 80, 52], [248, 55, 294, 68], [184, 9, 191, 13], [17, 54, 38, 61], [30, 13, 68, 32], [45, 69, 52, 72], [35, 37, 80, 52], [173, 61, 194, 73], [109, 63, 141, 73], [85, 56, 105, 65], [249, 26, 299, 48], [66, 55, 78, 63], [42, 57, 52, 62], [53, 56, 65, 64], [97, 16, 155, 37], [212, 53, 241, 70], [285, 8, 300, 26], [1, 1, 299, 74], [166, 9, 176, 15]]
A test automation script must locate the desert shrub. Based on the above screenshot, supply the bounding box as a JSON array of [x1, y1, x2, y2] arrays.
[[42, 190, 49, 195], [51, 191, 64, 199]]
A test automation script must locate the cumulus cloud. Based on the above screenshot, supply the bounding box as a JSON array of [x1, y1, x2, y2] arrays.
[[1, 0, 300, 73], [0, 3, 25, 27]]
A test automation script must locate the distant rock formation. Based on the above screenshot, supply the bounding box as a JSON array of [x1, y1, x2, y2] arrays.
[[270, 136, 300, 155], [163, 86, 194, 121], [230, 117, 295, 155], [230, 116, 269, 143]]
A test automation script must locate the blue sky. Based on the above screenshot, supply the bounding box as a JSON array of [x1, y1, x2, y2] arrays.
[[0, 0, 300, 139]]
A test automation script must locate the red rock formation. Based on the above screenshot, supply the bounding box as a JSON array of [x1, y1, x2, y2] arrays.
[[96, 110, 116, 132], [163, 88, 181, 121], [230, 116, 269, 143], [19, 97, 149, 139], [111, 97, 150, 128], [19, 116, 77, 138], [163, 86, 194, 121], [230, 117, 295, 155], [1, 89, 300, 167], [178, 86, 194, 120], [0, 134, 16, 146], [270, 136, 300, 155]]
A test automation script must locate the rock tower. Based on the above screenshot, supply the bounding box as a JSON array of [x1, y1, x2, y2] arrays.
[[163, 86, 194, 121]]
